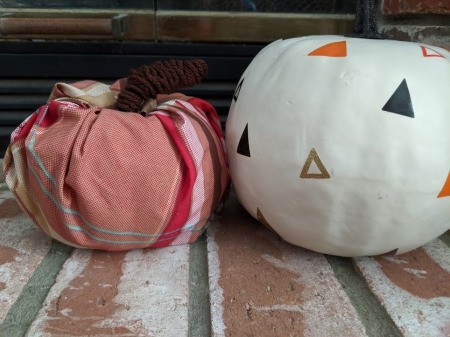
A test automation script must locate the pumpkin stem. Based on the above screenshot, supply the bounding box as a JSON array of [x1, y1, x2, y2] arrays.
[[115, 59, 208, 113], [352, 0, 386, 39]]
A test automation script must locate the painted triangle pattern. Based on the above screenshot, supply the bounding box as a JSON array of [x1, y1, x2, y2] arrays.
[[308, 41, 347, 57], [437, 171, 450, 198], [233, 78, 244, 101], [300, 148, 330, 179], [382, 79, 415, 118], [373, 248, 399, 257], [257, 207, 277, 233], [237, 123, 251, 157], [421, 46, 445, 58]]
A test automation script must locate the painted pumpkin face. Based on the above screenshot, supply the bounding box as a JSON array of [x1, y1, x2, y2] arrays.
[[226, 36, 450, 257]]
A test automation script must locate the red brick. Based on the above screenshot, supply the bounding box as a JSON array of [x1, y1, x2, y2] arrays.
[[3, 178, 449, 336], [354, 239, 450, 337], [0, 190, 52, 323], [208, 196, 366, 337], [0, 198, 23, 219], [383, 0, 450, 15], [28, 246, 191, 337]]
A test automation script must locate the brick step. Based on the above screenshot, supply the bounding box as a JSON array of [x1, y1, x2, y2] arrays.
[[209, 196, 450, 337], [0, 189, 53, 325], [0, 188, 449, 336]]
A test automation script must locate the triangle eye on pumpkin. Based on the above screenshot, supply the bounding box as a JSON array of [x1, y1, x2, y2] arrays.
[[382, 79, 414, 118], [300, 148, 330, 179], [257, 207, 277, 233], [233, 78, 244, 101], [437, 171, 450, 198], [421, 46, 445, 58], [308, 41, 347, 57], [237, 123, 251, 157]]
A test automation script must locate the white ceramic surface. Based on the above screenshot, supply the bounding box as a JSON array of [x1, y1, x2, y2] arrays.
[[226, 36, 450, 256]]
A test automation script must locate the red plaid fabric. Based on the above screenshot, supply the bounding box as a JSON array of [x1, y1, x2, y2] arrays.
[[3, 80, 229, 250]]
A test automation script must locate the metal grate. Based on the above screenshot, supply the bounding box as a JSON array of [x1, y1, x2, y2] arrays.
[[0, 0, 153, 9], [159, 0, 355, 13], [1, 0, 355, 12]]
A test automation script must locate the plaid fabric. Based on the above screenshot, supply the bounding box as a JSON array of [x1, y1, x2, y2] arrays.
[[3, 80, 229, 250]]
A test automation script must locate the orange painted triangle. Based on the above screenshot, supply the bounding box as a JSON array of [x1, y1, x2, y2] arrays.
[[308, 41, 347, 57], [437, 171, 450, 198], [421, 46, 445, 58]]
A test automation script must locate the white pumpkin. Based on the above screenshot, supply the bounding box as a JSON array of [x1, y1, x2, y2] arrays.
[[226, 36, 450, 256]]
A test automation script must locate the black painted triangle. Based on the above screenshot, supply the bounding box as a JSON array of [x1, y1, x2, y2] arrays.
[[372, 248, 398, 257], [237, 123, 250, 157], [233, 78, 244, 101], [382, 79, 414, 118]]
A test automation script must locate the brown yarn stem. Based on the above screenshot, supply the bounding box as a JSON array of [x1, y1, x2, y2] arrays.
[[115, 59, 208, 113]]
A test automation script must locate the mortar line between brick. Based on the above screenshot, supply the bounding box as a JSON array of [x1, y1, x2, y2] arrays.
[[439, 231, 450, 248], [187, 232, 212, 337], [0, 240, 73, 337], [325, 255, 403, 337]]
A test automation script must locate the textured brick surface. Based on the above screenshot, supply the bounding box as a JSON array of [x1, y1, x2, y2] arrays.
[[208, 197, 367, 337], [380, 0, 450, 49], [0, 187, 449, 336], [208, 195, 450, 337], [27, 246, 190, 337], [383, 0, 450, 15], [355, 240, 450, 337], [0, 190, 52, 323], [380, 25, 450, 49]]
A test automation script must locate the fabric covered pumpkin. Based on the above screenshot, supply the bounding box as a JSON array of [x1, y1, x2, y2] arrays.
[[3, 60, 229, 251], [226, 36, 450, 256]]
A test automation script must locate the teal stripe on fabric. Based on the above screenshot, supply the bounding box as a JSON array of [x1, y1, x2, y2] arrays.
[[65, 222, 207, 245], [24, 110, 167, 238], [26, 107, 58, 188], [29, 157, 211, 243], [182, 221, 200, 230], [28, 164, 158, 237], [65, 223, 157, 245], [27, 136, 57, 188], [24, 103, 209, 243]]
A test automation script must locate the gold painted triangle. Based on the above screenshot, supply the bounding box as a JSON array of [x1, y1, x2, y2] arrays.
[[300, 148, 330, 179], [256, 207, 276, 233]]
